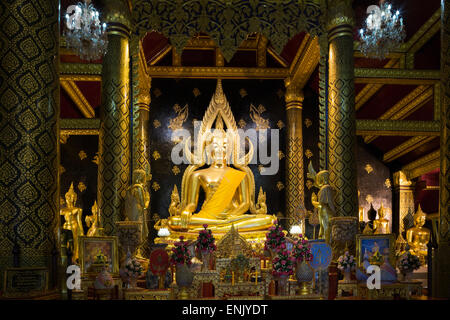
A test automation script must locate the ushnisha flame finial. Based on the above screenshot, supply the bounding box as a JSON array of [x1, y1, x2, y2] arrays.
[[213, 79, 225, 105]]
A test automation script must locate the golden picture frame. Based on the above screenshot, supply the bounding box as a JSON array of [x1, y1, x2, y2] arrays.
[[78, 236, 119, 275], [3, 267, 48, 298], [356, 233, 396, 268]]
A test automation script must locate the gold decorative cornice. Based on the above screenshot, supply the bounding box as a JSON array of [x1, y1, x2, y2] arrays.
[[146, 66, 289, 79], [60, 80, 95, 118], [364, 86, 433, 143], [60, 129, 99, 135], [60, 118, 100, 130], [402, 8, 441, 53], [216, 49, 225, 67], [355, 59, 399, 111], [356, 120, 440, 136], [267, 46, 289, 67], [284, 78, 304, 108], [383, 136, 436, 163], [355, 68, 440, 85], [257, 35, 269, 68], [392, 171, 413, 188], [60, 63, 102, 75], [103, 0, 132, 34], [289, 35, 320, 89], [60, 74, 101, 81], [434, 82, 441, 121], [403, 151, 440, 180]]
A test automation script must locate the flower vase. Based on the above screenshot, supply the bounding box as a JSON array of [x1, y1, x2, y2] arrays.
[[175, 263, 194, 299], [342, 267, 352, 283], [276, 275, 289, 296], [201, 250, 210, 271], [128, 276, 138, 289], [399, 271, 411, 282], [296, 261, 314, 295]]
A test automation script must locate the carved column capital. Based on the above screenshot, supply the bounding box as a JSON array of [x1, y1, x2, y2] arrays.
[[101, 0, 132, 37], [284, 79, 304, 110], [327, 0, 354, 40]]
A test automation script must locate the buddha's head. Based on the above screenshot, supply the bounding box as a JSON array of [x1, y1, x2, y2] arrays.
[[414, 205, 426, 227], [378, 203, 386, 219], [132, 169, 146, 185], [92, 200, 98, 215], [65, 183, 77, 207], [205, 129, 231, 166]]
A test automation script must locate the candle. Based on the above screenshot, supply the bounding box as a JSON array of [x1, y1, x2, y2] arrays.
[[232, 272, 235, 286]]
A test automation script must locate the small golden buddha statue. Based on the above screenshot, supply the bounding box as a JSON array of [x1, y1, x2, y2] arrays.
[[374, 203, 390, 234], [161, 80, 276, 235], [406, 205, 430, 264], [124, 169, 150, 240], [85, 200, 100, 236], [169, 185, 181, 216], [310, 165, 335, 244], [60, 183, 84, 262]]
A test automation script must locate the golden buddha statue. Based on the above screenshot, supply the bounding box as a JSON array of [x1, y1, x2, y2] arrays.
[[406, 205, 430, 264], [309, 162, 335, 244], [60, 183, 84, 262], [374, 203, 390, 234], [85, 200, 100, 236], [155, 80, 276, 240], [124, 169, 150, 240]]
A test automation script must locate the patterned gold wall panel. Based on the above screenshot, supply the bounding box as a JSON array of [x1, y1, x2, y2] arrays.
[[327, 33, 358, 217], [98, 34, 130, 236], [0, 0, 59, 285]]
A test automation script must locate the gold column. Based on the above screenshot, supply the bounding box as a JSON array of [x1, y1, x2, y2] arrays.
[[284, 80, 305, 230], [98, 0, 131, 235], [434, 0, 450, 298], [392, 171, 415, 236], [327, 0, 358, 217], [0, 0, 59, 291]]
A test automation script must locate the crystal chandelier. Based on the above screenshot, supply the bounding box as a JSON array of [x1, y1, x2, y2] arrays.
[[359, 1, 405, 59], [64, 0, 108, 61]]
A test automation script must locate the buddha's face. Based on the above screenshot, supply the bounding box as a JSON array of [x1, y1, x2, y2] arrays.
[[65, 192, 76, 207], [210, 136, 227, 165], [414, 215, 426, 227]]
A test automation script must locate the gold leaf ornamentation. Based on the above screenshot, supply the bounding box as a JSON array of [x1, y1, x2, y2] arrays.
[[365, 164, 374, 174], [152, 151, 161, 160], [305, 149, 313, 159], [250, 104, 270, 130], [153, 119, 161, 128], [276, 88, 285, 99], [92, 152, 99, 165], [172, 165, 180, 175], [152, 182, 160, 191], [304, 118, 312, 128], [366, 194, 374, 204], [277, 120, 285, 129], [278, 150, 285, 160], [77, 182, 86, 192], [168, 104, 188, 131], [60, 197, 65, 206], [276, 181, 284, 191], [309, 210, 320, 226], [258, 165, 265, 174], [59, 165, 65, 175], [153, 88, 162, 97], [78, 150, 87, 160], [239, 88, 248, 98], [238, 119, 247, 129], [192, 87, 201, 97], [306, 180, 313, 190], [385, 178, 391, 189], [60, 134, 68, 144]]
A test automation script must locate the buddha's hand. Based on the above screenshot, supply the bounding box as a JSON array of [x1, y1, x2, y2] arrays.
[[180, 210, 191, 228]]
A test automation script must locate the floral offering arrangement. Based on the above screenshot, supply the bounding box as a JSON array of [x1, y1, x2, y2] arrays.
[[264, 221, 286, 252], [195, 224, 217, 254], [272, 249, 296, 277], [397, 251, 421, 274], [292, 235, 313, 262], [124, 258, 143, 278], [337, 251, 356, 270], [170, 236, 192, 266]]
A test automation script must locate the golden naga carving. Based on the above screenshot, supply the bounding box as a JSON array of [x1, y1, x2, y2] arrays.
[[406, 205, 430, 264], [155, 80, 275, 240], [249, 104, 270, 130], [308, 161, 336, 244], [168, 104, 189, 131], [60, 183, 84, 262]]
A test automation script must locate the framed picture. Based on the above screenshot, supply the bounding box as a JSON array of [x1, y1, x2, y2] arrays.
[[356, 233, 395, 268], [78, 236, 119, 275]]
